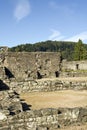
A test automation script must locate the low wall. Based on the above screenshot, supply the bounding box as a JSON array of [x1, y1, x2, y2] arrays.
[[60, 71, 87, 77], [62, 60, 87, 71], [0, 107, 87, 130], [4, 78, 87, 93]]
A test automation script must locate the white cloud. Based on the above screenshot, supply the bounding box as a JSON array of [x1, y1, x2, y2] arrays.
[[49, 1, 74, 16], [65, 32, 87, 42], [14, 0, 31, 21], [48, 29, 65, 41], [49, 29, 87, 42]]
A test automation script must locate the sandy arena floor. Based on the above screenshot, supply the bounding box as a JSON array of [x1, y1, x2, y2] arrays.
[[20, 77, 87, 130], [20, 90, 87, 110]]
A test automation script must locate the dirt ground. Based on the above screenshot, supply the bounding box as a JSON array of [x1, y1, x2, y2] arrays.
[[20, 77, 87, 129], [36, 77, 87, 82], [20, 90, 87, 110], [56, 124, 87, 130], [21, 90, 87, 129]]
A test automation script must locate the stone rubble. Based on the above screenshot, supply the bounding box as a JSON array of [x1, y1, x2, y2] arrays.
[[0, 51, 87, 129]]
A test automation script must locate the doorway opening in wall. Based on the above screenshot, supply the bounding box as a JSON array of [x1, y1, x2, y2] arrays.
[[37, 71, 42, 79], [76, 64, 79, 70], [4, 67, 14, 79], [55, 71, 59, 77]]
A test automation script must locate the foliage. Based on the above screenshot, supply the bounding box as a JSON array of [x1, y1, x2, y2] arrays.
[[73, 39, 87, 60]]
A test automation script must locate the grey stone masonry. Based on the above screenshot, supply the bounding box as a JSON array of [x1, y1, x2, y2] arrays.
[[3, 78, 87, 93], [0, 107, 87, 130], [3, 52, 61, 80]]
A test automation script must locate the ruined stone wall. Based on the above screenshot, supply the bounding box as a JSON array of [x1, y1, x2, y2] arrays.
[[0, 51, 87, 130], [1, 51, 87, 80], [60, 60, 87, 77], [4, 79, 87, 93], [62, 60, 87, 71], [0, 107, 87, 130], [3, 52, 61, 80], [0, 79, 87, 130]]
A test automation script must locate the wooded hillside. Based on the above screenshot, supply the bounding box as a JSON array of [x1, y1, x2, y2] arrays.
[[10, 40, 87, 61]]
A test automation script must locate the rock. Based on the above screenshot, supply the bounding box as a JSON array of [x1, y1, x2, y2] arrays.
[[0, 112, 7, 120], [37, 127, 47, 130]]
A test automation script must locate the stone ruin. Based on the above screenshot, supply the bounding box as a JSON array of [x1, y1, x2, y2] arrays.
[[0, 49, 87, 129], [0, 78, 87, 130], [0, 51, 61, 81], [0, 80, 87, 130], [0, 48, 87, 81]]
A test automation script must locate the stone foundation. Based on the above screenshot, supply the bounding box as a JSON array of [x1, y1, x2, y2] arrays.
[[0, 51, 87, 129], [3, 78, 87, 93], [0, 107, 87, 130], [0, 78, 87, 130]]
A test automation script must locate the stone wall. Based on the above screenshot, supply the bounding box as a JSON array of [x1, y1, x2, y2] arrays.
[[0, 79, 87, 130], [3, 52, 61, 80], [59, 60, 87, 77], [62, 60, 87, 71], [0, 107, 87, 130], [1, 51, 87, 80], [3, 78, 87, 93], [0, 51, 87, 129]]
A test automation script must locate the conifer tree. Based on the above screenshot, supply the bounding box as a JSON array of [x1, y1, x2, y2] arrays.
[[74, 39, 86, 60]]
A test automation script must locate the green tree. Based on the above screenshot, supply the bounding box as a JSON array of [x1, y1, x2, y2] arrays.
[[74, 39, 87, 60]]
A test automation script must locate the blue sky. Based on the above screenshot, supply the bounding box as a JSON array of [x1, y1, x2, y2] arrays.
[[0, 0, 87, 47]]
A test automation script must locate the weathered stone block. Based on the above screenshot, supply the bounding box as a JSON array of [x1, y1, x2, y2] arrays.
[[41, 108, 52, 116]]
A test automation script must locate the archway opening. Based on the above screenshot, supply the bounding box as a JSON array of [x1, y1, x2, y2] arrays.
[[55, 71, 59, 77]]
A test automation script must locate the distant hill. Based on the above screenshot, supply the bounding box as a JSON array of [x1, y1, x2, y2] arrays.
[[9, 40, 87, 61]]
